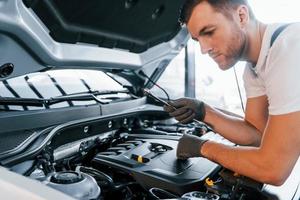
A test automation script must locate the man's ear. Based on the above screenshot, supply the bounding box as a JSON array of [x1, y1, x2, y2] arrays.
[[237, 5, 250, 27]]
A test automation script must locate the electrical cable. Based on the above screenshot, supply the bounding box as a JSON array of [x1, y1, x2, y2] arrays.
[[139, 72, 170, 101], [291, 181, 300, 200], [233, 67, 245, 113]]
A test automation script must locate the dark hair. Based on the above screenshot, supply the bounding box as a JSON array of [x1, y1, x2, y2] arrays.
[[179, 0, 255, 24]]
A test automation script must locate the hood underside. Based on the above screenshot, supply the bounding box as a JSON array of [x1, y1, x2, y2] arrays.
[[23, 0, 183, 53], [0, 0, 189, 83]]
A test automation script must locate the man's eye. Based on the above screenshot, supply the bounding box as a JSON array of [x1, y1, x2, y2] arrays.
[[203, 31, 214, 36]]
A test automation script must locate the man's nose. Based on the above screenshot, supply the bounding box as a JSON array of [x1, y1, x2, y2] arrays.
[[199, 39, 212, 54]]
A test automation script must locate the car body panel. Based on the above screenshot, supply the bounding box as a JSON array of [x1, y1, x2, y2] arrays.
[[0, 0, 189, 85]]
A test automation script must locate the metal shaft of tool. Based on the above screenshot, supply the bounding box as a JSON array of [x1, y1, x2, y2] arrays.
[[143, 89, 203, 125]]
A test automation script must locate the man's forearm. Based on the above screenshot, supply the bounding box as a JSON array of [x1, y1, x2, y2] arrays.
[[200, 141, 278, 184], [204, 104, 262, 146]]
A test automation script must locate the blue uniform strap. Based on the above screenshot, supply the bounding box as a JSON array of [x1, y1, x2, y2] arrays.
[[270, 24, 290, 47]]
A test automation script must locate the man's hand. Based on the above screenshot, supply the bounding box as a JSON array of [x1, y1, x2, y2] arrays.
[[163, 98, 206, 124], [177, 134, 208, 160]]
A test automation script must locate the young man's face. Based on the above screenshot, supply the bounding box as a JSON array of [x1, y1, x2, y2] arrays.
[[187, 1, 246, 70]]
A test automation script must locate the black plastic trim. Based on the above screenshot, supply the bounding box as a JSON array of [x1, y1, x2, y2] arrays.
[[1, 107, 169, 166]]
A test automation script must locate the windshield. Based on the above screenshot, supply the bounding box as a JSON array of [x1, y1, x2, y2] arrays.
[[0, 69, 126, 111]]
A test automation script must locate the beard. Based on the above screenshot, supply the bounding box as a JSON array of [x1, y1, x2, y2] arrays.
[[217, 26, 246, 70]]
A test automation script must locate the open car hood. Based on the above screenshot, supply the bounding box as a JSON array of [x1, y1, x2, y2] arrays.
[[0, 0, 189, 89]]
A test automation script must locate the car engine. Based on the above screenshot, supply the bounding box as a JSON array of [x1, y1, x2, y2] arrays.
[[1, 109, 281, 200]]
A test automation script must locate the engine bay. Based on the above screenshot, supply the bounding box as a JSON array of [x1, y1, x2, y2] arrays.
[[0, 109, 287, 200]]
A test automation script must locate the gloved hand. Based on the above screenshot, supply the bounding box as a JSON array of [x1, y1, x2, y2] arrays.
[[163, 98, 206, 124], [177, 134, 208, 160]]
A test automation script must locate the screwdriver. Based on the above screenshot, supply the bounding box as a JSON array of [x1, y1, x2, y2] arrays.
[[143, 89, 203, 124]]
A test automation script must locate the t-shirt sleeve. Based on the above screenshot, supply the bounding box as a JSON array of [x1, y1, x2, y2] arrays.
[[265, 25, 300, 115], [243, 64, 266, 98]]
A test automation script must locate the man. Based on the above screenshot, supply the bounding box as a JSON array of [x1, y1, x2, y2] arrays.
[[164, 0, 300, 186]]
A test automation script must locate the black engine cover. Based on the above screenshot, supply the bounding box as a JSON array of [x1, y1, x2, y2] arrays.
[[92, 137, 220, 195]]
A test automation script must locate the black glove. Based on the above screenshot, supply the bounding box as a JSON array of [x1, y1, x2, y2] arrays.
[[163, 98, 206, 124], [177, 134, 207, 160]]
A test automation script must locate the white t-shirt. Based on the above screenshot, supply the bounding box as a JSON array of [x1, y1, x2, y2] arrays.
[[243, 22, 300, 115]]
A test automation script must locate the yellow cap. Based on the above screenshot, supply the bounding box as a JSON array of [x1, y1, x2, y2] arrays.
[[137, 155, 143, 163], [205, 178, 214, 186]]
